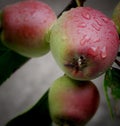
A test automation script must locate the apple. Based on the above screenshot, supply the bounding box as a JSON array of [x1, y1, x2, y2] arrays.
[[112, 1, 120, 34], [48, 75, 100, 126], [50, 7, 119, 80], [1, 0, 57, 57]]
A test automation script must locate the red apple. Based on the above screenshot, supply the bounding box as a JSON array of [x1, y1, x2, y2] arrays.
[[50, 7, 119, 80], [48, 75, 100, 126], [1, 0, 57, 57]]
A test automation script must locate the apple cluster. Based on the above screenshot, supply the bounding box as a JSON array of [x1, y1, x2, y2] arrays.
[[0, 0, 120, 126]]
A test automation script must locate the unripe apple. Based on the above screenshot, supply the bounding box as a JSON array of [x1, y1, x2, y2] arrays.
[[1, 0, 57, 57], [48, 75, 100, 126], [50, 7, 119, 80], [112, 1, 120, 34]]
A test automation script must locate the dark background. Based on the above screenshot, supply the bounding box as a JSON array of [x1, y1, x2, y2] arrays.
[[0, 0, 120, 126]]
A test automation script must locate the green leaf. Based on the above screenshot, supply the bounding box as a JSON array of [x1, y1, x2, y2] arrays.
[[107, 67, 120, 99], [104, 68, 114, 118], [104, 67, 120, 118], [0, 41, 28, 85], [6, 90, 52, 126]]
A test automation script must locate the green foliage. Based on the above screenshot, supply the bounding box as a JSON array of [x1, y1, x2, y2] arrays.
[[0, 40, 28, 85], [105, 67, 120, 100], [104, 67, 120, 118], [6, 90, 52, 126]]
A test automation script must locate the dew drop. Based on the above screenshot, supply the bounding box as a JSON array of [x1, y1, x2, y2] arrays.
[[101, 16, 109, 23], [80, 39, 86, 46], [95, 18, 103, 26], [93, 37, 100, 43], [77, 22, 87, 33], [81, 11, 91, 20], [80, 35, 90, 45], [88, 46, 98, 56], [79, 22, 87, 28], [101, 46, 107, 58], [92, 23, 101, 31]]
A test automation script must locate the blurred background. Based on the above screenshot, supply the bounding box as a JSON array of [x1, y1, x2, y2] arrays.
[[0, 0, 120, 126]]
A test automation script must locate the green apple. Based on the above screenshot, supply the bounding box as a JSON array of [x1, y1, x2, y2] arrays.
[[48, 75, 100, 126], [50, 7, 119, 80], [1, 0, 57, 57], [112, 1, 120, 34]]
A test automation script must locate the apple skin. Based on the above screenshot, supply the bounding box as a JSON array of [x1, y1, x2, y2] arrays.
[[48, 75, 100, 126], [1, 0, 57, 57], [112, 1, 120, 34], [50, 7, 120, 80]]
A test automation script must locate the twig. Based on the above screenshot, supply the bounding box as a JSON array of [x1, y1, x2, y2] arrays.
[[57, 0, 77, 17], [78, 0, 86, 6], [75, 0, 81, 6]]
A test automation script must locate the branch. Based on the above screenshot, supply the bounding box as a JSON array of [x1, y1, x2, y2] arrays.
[[58, 0, 77, 17], [77, 0, 86, 6]]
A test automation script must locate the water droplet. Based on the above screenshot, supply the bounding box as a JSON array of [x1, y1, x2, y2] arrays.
[[92, 23, 101, 31], [81, 11, 91, 20], [77, 23, 87, 34], [101, 16, 109, 23], [95, 18, 103, 26], [93, 37, 100, 43], [101, 46, 107, 58], [79, 22, 87, 28], [80, 35, 90, 45], [88, 47, 98, 56]]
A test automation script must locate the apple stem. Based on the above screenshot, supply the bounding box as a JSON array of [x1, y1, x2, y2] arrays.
[[75, 0, 81, 6], [75, 0, 86, 7], [115, 59, 120, 67]]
